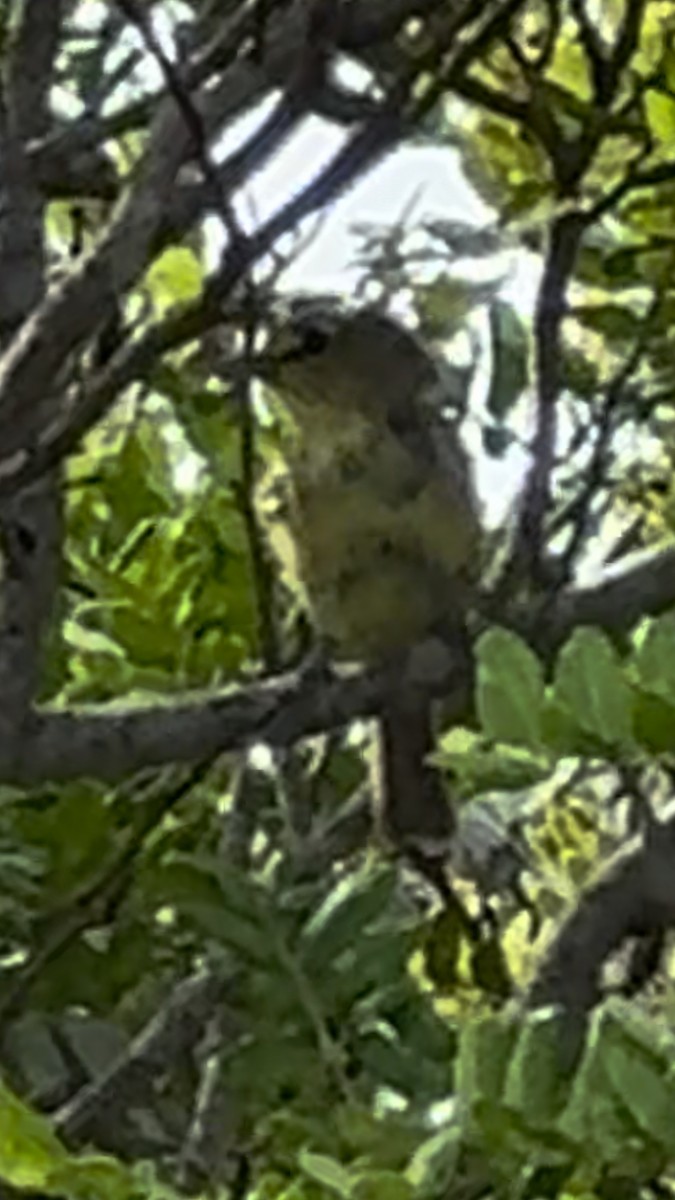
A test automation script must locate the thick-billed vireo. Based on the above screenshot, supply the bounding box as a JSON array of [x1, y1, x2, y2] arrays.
[[255, 297, 481, 882]]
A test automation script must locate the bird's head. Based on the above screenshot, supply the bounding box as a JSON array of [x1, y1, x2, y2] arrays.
[[259, 296, 440, 422]]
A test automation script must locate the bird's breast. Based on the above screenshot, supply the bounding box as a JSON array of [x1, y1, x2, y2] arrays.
[[257, 416, 476, 660]]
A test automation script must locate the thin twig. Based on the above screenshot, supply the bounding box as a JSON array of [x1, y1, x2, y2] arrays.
[[503, 211, 588, 589], [268, 919, 355, 1102], [114, 0, 250, 261], [233, 308, 281, 672], [176, 1009, 237, 1190], [555, 290, 662, 580], [568, 0, 608, 100]]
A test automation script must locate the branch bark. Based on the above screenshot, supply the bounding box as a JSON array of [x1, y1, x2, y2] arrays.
[[0, 1, 64, 740], [55, 969, 230, 1148], [526, 806, 675, 1018], [0, 545, 671, 785]]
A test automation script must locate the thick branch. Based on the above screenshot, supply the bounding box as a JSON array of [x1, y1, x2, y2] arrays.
[[55, 969, 230, 1148], [527, 807, 675, 1016], [29, 135, 118, 200], [6, 0, 63, 143], [542, 544, 675, 649], [0, 546, 673, 785], [0, 1, 64, 735]]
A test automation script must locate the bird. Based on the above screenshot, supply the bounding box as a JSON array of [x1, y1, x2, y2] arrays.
[[254, 295, 481, 888]]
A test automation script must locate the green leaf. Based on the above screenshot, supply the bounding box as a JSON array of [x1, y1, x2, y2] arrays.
[[406, 1125, 462, 1199], [485, 300, 529, 419], [559, 1005, 650, 1164], [645, 90, 675, 145], [503, 1008, 571, 1126], [328, 929, 416, 1009], [335, 1110, 419, 1171], [149, 860, 273, 967], [351, 1170, 413, 1200], [299, 865, 396, 974], [561, 344, 600, 398], [181, 898, 274, 966], [298, 1152, 353, 1198], [633, 613, 675, 705], [416, 274, 498, 337], [551, 628, 634, 752], [422, 904, 463, 989], [540, 697, 607, 757], [437, 727, 549, 793], [603, 243, 651, 283], [469, 934, 511, 999], [601, 1000, 675, 1150], [49, 1154, 136, 1200], [8, 1016, 68, 1101], [456, 113, 549, 217], [0, 1081, 67, 1189], [547, 32, 593, 101], [393, 996, 457, 1064], [62, 619, 126, 659], [476, 628, 546, 749], [455, 1010, 520, 1113], [356, 1032, 448, 1097], [573, 303, 641, 342], [631, 688, 675, 754], [146, 857, 229, 912], [145, 246, 203, 314]]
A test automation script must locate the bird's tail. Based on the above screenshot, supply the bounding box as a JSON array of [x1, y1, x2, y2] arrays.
[[378, 698, 455, 890]]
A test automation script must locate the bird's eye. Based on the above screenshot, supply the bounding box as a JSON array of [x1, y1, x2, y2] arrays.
[[301, 325, 330, 355]]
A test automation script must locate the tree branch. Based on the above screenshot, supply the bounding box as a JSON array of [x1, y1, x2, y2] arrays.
[[0, 88, 403, 493], [0, 545, 669, 785], [554, 290, 662, 582], [504, 211, 587, 586], [55, 969, 230, 1148], [0, 41, 279, 460], [5, 0, 63, 144], [527, 806, 675, 1017], [541, 543, 675, 651], [0, 1, 65, 739]]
